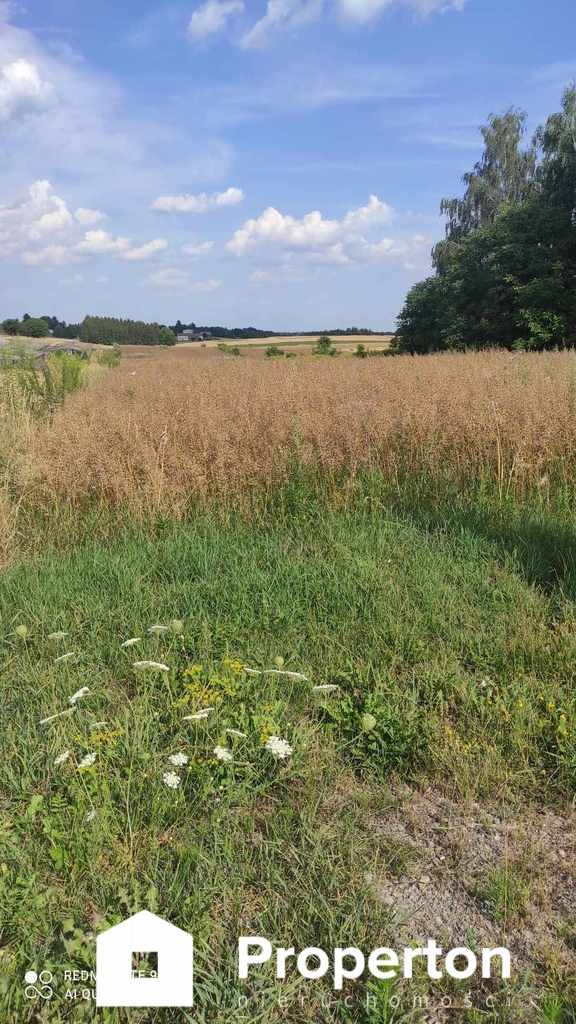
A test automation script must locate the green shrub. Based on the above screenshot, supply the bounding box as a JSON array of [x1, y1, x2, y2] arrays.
[[15, 352, 88, 417], [313, 335, 337, 356], [97, 345, 122, 368], [217, 343, 242, 356]]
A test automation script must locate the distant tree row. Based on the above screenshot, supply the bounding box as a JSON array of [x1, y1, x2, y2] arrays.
[[80, 317, 175, 346], [395, 86, 576, 353], [169, 322, 388, 339], [2, 313, 80, 339], [170, 321, 273, 339]]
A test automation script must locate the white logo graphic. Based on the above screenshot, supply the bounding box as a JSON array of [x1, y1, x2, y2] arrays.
[[24, 969, 53, 1001], [96, 910, 193, 1008]]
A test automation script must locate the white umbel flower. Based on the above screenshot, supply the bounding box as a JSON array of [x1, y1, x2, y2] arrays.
[[265, 736, 293, 760], [243, 668, 308, 680], [214, 746, 233, 762], [226, 728, 246, 738], [168, 752, 189, 766], [78, 752, 97, 770], [39, 708, 74, 725], [121, 637, 142, 647], [163, 771, 181, 789], [68, 686, 90, 705], [55, 652, 78, 663], [133, 661, 170, 672], [312, 684, 340, 692], [183, 707, 214, 721], [54, 750, 70, 766], [47, 631, 68, 641], [148, 625, 169, 635], [85, 808, 97, 822]]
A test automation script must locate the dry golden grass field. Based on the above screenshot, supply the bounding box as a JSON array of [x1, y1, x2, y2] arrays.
[[16, 345, 576, 518]]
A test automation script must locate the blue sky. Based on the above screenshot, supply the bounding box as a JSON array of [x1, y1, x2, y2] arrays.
[[0, 0, 574, 330]]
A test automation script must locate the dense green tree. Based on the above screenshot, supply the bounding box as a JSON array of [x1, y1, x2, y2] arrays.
[[396, 87, 576, 354], [79, 316, 176, 346], [2, 318, 21, 335], [21, 317, 50, 338], [433, 108, 537, 274]]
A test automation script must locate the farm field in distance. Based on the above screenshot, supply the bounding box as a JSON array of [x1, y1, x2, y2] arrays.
[[1, 342, 576, 1023], [177, 333, 395, 351]]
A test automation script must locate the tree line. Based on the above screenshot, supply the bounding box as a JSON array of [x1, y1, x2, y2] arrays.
[[3, 313, 390, 346], [80, 317, 175, 346], [2, 314, 80, 339], [395, 85, 576, 353]]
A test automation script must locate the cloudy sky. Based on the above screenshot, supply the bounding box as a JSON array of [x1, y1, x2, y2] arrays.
[[0, 0, 573, 330]]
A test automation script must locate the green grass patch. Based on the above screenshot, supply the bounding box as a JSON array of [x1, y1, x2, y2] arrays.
[[1, 497, 576, 1018]]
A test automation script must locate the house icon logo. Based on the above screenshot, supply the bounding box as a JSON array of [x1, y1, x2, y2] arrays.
[[96, 910, 194, 1007]]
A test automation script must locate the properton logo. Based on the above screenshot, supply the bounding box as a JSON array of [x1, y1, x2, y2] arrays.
[[238, 937, 511, 988], [96, 911, 193, 1008], [94, 912, 511, 1008]]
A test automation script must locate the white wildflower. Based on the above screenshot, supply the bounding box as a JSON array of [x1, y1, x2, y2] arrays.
[[244, 667, 308, 680], [121, 637, 141, 648], [55, 652, 78, 663], [90, 721, 108, 728], [264, 670, 308, 680], [47, 631, 68, 641], [68, 686, 90, 705], [214, 746, 233, 762], [265, 736, 293, 760], [312, 684, 340, 692], [54, 750, 70, 766], [168, 752, 189, 766], [133, 661, 170, 672], [183, 707, 214, 721], [148, 625, 169, 635], [78, 752, 97, 770], [39, 708, 74, 725], [85, 808, 97, 822], [163, 771, 181, 789], [226, 728, 246, 738]]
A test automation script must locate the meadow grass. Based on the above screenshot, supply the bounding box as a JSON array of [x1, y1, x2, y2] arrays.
[[1, 490, 576, 1021]]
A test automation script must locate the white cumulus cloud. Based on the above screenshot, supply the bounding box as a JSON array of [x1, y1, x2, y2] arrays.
[[227, 194, 393, 256], [182, 240, 215, 256], [0, 57, 54, 122], [120, 238, 168, 261], [0, 180, 74, 253], [152, 187, 244, 213], [76, 229, 131, 255], [188, 0, 244, 40], [74, 207, 106, 226]]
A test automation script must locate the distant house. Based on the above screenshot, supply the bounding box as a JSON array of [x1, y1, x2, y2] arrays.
[[176, 329, 211, 342]]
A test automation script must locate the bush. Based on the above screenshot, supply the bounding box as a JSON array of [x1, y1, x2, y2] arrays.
[[265, 345, 286, 358], [20, 317, 50, 339], [217, 343, 242, 356], [313, 335, 337, 356]]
